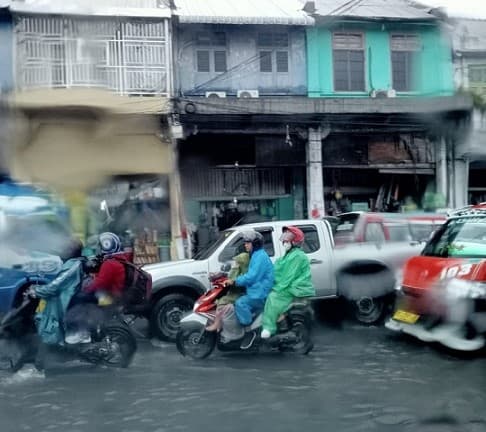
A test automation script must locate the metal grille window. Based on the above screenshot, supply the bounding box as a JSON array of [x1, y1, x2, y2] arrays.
[[195, 31, 227, 73], [391, 34, 420, 92], [16, 16, 170, 95], [469, 66, 486, 84], [260, 51, 272, 72], [257, 32, 289, 73], [333, 32, 365, 91], [196, 50, 210, 72]]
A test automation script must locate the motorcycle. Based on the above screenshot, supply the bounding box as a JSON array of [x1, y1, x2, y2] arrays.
[[176, 273, 314, 359], [0, 258, 137, 372]]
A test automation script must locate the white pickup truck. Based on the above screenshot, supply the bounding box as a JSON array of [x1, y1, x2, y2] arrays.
[[144, 219, 424, 341]]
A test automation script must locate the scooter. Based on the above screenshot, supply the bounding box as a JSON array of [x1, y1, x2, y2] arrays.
[[0, 260, 138, 371], [176, 273, 314, 359]]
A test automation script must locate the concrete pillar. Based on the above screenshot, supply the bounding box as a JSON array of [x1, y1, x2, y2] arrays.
[[306, 127, 325, 219], [0, 98, 11, 176], [435, 137, 448, 205], [453, 158, 469, 208]]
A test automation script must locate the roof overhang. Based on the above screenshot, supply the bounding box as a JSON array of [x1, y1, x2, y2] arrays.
[[177, 16, 313, 25], [174, 0, 314, 26], [9, 1, 171, 18]]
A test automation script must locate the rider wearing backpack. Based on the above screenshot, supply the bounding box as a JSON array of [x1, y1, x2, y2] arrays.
[[65, 232, 151, 344]]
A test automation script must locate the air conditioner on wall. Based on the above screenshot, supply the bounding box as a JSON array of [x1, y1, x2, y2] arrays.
[[370, 89, 396, 98], [237, 89, 259, 98], [205, 91, 227, 98]]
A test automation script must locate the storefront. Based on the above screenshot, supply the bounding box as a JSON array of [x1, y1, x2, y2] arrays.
[[9, 88, 176, 262], [178, 133, 305, 254]]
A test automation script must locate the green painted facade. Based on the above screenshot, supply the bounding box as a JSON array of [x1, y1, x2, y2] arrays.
[[307, 21, 454, 98]]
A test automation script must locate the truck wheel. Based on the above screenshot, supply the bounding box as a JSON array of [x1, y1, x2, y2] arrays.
[[150, 294, 195, 342], [351, 296, 385, 324]]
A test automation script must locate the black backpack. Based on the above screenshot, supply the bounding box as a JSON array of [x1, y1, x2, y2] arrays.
[[113, 258, 152, 308]]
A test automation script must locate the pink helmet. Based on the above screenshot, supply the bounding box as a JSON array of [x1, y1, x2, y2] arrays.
[[280, 226, 305, 246]]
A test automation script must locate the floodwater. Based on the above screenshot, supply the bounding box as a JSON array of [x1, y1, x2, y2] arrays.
[[0, 314, 484, 432]]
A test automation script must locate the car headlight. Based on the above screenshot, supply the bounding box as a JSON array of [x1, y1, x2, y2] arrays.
[[22, 259, 61, 274], [468, 282, 486, 299], [446, 279, 486, 299]]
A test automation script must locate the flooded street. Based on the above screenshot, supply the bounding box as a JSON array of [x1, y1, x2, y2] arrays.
[[1, 310, 484, 432]]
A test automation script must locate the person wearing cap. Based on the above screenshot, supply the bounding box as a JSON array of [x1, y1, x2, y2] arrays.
[[225, 229, 274, 349], [260, 226, 315, 339]]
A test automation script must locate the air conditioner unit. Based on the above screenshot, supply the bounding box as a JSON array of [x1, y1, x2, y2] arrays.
[[205, 91, 227, 98], [370, 89, 396, 98], [237, 89, 259, 98]]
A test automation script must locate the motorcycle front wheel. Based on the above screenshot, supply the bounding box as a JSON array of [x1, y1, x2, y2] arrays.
[[176, 323, 216, 359]]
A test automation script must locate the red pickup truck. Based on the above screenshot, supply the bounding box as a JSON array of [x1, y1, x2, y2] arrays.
[[332, 211, 446, 246]]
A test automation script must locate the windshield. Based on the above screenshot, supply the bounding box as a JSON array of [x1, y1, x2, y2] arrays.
[[422, 217, 486, 258], [193, 229, 235, 260]]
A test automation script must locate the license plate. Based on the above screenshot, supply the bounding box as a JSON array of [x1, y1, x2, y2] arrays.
[[393, 309, 420, 324]]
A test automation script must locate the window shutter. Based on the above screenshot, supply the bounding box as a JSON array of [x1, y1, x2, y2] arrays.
[[214, 50, 227, 72], [260, 51, 272, 72], [196, 50, 210, 72], [391, 35, 420, 51], [276, 51, 289, 73], [333, 33, 363, 50]]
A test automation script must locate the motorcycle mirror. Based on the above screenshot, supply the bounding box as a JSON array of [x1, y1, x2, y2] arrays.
[[221, 262, 232, 273]]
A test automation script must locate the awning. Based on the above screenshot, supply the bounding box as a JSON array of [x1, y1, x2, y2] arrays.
[[9, 88, 170, 115], [379, 168, 435, 175]]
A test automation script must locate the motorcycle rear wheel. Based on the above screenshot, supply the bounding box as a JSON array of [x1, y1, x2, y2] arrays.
[[176, 323, 216, 359], [100, 324, 137, 368]]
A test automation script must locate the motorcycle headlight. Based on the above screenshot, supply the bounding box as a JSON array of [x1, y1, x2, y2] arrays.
[[22, 261, 38, 273], [38, 259, 61, 274]]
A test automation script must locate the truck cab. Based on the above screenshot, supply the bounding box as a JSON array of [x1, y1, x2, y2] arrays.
[[333, 211, 446, 246]]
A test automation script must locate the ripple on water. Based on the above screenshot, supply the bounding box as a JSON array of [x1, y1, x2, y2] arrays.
[[0, 365, 44, 385]]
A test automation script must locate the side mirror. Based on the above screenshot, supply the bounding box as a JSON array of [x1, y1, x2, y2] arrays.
[[99, 200, 113, 223]]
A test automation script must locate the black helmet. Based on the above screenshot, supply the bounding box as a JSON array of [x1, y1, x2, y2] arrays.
[[241, 230, 263, 249]]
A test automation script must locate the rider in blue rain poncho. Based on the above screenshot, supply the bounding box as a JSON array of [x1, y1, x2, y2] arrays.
[[225, 230, 274, 349], [32, 259, 82, 345]]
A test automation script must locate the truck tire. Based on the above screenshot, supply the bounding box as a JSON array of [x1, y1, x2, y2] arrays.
[[150, 294, 195, 342], [337, 263, 394, 325], [350, 296, 386, 324]]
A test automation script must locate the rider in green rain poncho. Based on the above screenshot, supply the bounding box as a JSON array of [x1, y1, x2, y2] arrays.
[[261, 226, 315, 338]]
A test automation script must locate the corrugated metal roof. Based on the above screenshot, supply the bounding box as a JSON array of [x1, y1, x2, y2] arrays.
[[174, 0, 314, 25], [9, 0, 171, 17], [452, 18, 486, 52], [313, 0, 436, 21]]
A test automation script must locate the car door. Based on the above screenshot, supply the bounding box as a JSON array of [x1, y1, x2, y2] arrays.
[[294, 223, 335, 297]]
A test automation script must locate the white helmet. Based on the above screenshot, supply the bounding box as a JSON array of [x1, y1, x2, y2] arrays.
[[99, 232, 121, 255]]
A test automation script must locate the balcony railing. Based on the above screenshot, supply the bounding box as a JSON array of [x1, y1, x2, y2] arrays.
[[15, 16, 170, 96]]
